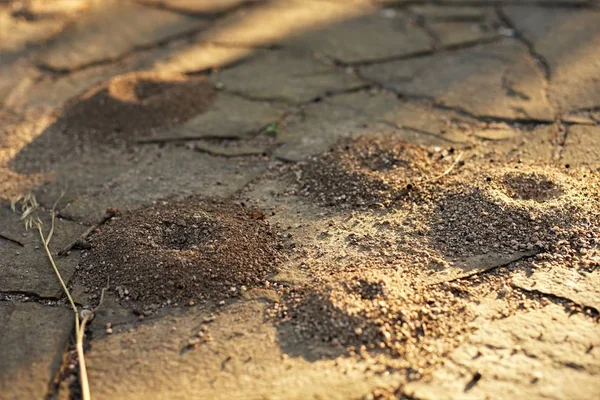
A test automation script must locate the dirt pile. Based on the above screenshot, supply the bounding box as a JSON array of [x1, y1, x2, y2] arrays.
[[426, 165, 600, 260], [271, 271, 475, 378], [275, 137, 600, 374], [56, 71, 217, 146], [76, 198, 285, 311], [296, 135, 457, 208]]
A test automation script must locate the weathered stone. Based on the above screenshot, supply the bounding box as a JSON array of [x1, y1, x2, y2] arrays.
[[274, 92, 472, 162], [82, 300, 397, 399], [513, 267, 600, 310], [0, 302, 73, 400], [20, 0, 90, 17], [360, 39, 555, 121], [37, 1, 209, 71], [153, 42, 253, 74], [326, 91, 475, 142], [427, 21, 499, 47], [0, 207, 87, 297], [166, 93, 286, 140], [210, 50, 366, 103], [198, 0, 369, 48], [408, 5, 488, 19], [503, 7, 600, 115], [404, 305, 600, 400], [0, 10, 65, 57], [285, 9, 432, 63], [475, 124, 561, 162], [54, 146, 267, 221], [472, 128, 519, 141], [424, 251, 536, 285], [562, 125, 600, 169], [137, 0, 254, 14]]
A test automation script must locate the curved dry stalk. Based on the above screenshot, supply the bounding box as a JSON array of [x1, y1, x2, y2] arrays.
[[36, 221, 91, 400]]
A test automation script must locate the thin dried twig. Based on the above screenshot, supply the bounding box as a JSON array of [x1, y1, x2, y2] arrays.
[[421, 151, 464, 184], [58, 208, 118, 256], [45, 189, 65, 246], [13, 192, 91, 400], [36, 221, 90, 400]]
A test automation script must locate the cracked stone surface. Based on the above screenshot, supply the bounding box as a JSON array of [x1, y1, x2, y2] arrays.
[[513, 268, 600, 311], [502, 7, 600, 116], [83, 299, 398, 400], [197, 0, 369, 48], [404, 305, 600, 400], [166, 92, 286, 140], [360, 39, 555, 121], [0, 302, 72, 400], [1, 1, 599, 399], [23, 146, 268, 223], [562, 125, 600, 169], [210, 50, 366, 102], [0, 207, 87, 297], [285, 9, 432, 63], [275, 90, 472, 161], [136, 0, 255, 14], [37, 1, 209, 71]]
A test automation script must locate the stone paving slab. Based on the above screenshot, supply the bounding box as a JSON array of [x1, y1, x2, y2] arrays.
[[0, 302, 73, 400], [274, 91, 473, 162], [0, 207, 87, 297], [136, 0, 255, 15], [83, 299, 398, 400], [54, 146, 268, 222], [513, 267, 600, 311], [0, 9, 65, 59], [360, 39, 555, 121], [165, 92, 286, 140], [285, 9, 431, 63], [503, 7, 600, 116], [561, 125, 600, 169], [210, 50, 366, 103], [197, 0, 369, 48], [404, 304, 600, 400], [37, 1, 209, 71]]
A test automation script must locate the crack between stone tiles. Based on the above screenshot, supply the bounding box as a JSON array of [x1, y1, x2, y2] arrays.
[[513, 286, 599, 317], [35, 24, 212, 75], [340, 36, 502, 67], [495, 7, 557, 122], [404, 8, 443, 50], [383, 88, 556, 126], [34, 28, 275, 77], [0, 290, 76, 307]]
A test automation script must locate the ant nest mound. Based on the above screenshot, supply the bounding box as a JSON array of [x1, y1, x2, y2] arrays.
[[427, 164, 600, 259], [77, 198, 285, 311], [297, 135, 457, 208], [57, 71, 217, 145]]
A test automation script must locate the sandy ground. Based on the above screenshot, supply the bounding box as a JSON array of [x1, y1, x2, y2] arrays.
[[1, 0, 600, 399]]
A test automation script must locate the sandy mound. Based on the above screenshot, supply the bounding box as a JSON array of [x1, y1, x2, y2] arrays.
[[296, 135, 457, 208], [77, 198, 285, 311], [274, 139, 600, 373], [56, 71, 217, 145], [427, 165, 600, 259]]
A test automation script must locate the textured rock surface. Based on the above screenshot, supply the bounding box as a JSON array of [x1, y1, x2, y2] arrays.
[[0, 302, 72, 400]]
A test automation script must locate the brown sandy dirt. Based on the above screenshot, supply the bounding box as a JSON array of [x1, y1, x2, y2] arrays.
[[272, 140, 600, 383], [55, 71, 217, 146], [76, 198, 286, 312], [296, 135, 458, 208]]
